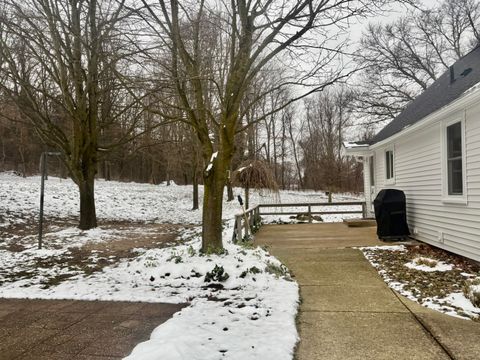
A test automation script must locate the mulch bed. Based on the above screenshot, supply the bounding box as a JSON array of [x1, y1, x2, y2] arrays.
[[363, 243, 480, 320]]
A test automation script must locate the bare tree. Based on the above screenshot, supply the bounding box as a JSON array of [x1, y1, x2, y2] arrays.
[[300, 87, 356, 192], [0, 0, 149, 229], [355, 0, 480, 124], [140, 0, 384, 251]]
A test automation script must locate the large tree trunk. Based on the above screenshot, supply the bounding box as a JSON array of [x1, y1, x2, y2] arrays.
[[78, 175, 97, 230], [201, 158, 228, 252]]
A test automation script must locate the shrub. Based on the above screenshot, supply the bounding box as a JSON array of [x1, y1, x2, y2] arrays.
[[205, 265, 230, 282], [265, 261, 288, 278], [167, 253, 183, 264], [463, 278, 480, 307], [239, 266, 262, 278], [187, 245, 196, 257]]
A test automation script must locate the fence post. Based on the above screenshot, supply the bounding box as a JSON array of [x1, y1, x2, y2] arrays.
[[308, 205, 312, 223], [244, 213, 250, 238], [361, 202, 366, 219]]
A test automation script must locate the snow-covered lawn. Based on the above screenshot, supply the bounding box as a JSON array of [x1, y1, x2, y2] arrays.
[[0, 172, 361, 228], [362, 245, 480, 320], [0, 172, 362, 359]]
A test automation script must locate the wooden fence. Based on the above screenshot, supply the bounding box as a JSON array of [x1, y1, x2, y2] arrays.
[[232, 201, 366, 243]]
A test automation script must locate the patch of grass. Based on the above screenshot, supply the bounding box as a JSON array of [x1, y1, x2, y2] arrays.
[[414, 257, 438, 268], [187, 245, 196, 257], [265, 261, 288, 278], [463, 278, 480, 307], [167, 253, 183, 264], [40, 273, 76, 289], [239, 266, 262, 278], [239, 241, 256, 250], [202, 246, 229, 256]]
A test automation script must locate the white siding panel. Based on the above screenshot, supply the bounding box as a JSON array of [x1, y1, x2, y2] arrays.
[[373, 108, 480, 262]]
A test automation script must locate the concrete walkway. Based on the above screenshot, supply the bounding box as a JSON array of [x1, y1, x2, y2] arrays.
[[0, 299, 185, 359], [255, 223, 480, 360]]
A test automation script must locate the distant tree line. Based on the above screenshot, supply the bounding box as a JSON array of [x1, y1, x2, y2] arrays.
[[0, 84, 363, 192]]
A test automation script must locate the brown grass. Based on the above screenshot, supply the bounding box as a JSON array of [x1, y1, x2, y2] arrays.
[[463, 278, 480, 308], [415, 257, 438, 268]]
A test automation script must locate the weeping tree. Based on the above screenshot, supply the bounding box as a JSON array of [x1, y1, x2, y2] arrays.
[[141, 0, 394, 251], [0, 0, 148, 229], [232, 160, 279, 210]]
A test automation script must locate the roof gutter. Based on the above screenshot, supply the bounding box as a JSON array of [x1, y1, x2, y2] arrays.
[[342, 142, 372, 158]]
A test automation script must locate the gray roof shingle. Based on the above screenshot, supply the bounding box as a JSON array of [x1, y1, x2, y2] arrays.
[[370, 45, 480, 144]]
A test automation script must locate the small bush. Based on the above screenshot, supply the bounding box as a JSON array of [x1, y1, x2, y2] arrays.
[[239, 266, 262, 278], [240, 241, 255, 250], [463, 278, 480, 307], [187, 245, 196, 257], [167, 253, 183, 264], [265, 261, 288, 278], [205, 265, 230, 283]]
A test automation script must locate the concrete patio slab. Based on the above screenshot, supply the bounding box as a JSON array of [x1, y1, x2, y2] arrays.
[[255, 222, 478, 360], [296, 311, 450, 360], [267, 247, 368, 263], [398, 296, 480, 360], [290, 260, 380, 286], [258, 223, 384, 248], [0, 298, 186, 360], [300, 285, 408, 313]]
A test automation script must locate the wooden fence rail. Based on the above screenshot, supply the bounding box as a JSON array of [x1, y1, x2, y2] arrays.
[[232, 201, 366, 243]]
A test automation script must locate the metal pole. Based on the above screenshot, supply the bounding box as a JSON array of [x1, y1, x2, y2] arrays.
[[38, 151, 62, 250], [38, 152, 46, 249]]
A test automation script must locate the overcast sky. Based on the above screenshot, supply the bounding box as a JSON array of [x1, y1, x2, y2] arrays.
[[349, 0, 442, 43]]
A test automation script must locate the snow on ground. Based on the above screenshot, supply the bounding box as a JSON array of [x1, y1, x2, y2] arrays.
[[361, 246, 480, 320], [0, 172, 364, 359], [404, 257, 454, 272], [1, 223, 299, 359], [0, 172, 361, 227]]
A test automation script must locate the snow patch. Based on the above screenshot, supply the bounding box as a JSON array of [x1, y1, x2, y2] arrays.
[[404, 257, 454, 272]]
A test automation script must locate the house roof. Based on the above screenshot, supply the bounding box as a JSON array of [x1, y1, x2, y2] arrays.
[[370, 45, 480, 145]]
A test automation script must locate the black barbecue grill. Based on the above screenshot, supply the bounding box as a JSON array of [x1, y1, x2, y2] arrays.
[[373, 189, 410, 241]]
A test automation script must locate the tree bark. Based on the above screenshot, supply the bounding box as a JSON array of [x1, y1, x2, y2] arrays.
[[78, 176, 97, 230], [201, 164, 226, 251], [192, 170, 199, 210]]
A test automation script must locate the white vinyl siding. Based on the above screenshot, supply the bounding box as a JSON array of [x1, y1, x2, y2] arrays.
[[372, 103, 480, 262]]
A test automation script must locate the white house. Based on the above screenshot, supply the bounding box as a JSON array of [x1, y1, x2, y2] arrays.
[[345, 46, 480, 262]]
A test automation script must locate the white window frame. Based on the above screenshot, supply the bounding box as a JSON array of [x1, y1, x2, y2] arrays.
[[441, 114, 467, 205], [385, 147, 395, 185]]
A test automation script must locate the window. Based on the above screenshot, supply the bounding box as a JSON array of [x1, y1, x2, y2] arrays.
[[442, 117, 466, 204], [385, 150, 394, 181], [446, 121, 463, 195]]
